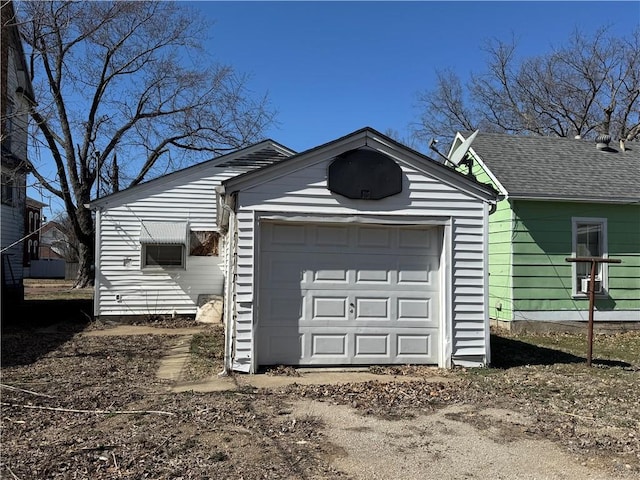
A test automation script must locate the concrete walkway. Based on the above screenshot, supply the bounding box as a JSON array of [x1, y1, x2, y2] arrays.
[[171, 368, 439, 393]]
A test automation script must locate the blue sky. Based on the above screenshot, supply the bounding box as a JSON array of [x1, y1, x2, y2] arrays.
[[189, 1, 640, 153], [29, 1, 639, 218]]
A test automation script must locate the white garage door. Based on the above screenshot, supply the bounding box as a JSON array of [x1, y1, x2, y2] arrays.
[[257, 222, 441, 366]]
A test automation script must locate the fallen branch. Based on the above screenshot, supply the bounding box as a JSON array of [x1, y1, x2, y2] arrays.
[[5, 466, 20, 480], [1, 402, 175, 416], [1, 384, 56, 398], [553, 410, 596, 421]]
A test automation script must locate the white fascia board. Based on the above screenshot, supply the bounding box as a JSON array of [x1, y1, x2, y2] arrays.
[[370, 137, 498, 203], [467, 147, 509, 198], [224, 129, 498, 204], [508, 194, 640, 204], [88, 141, 295, 210]]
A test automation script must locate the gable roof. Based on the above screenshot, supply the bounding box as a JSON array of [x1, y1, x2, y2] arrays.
[[223, 127, 499, 202], [89, 139, 295, 209], [467, 132, 640, 204]]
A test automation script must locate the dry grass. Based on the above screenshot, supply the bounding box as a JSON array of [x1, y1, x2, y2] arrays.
[[24, 278, 94, 301]]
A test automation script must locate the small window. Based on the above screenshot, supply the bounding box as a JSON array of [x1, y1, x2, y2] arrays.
[[1, 174, 14, 205], [143, 244, 184, 268], [139, 221, 188, 269], [190, 231, 220, 256], [572, 217, 608, 295]]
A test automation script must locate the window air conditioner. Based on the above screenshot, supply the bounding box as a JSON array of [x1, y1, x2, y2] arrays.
[[581, 278, 602, 294]]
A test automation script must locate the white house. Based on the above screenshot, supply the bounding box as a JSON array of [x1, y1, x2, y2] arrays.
[[1, 1, 36, 304], [90, 128, 498, 372]]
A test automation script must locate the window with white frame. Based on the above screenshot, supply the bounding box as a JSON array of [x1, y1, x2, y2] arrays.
[[139, 221, 188, 269], [572, 217, 608, 295]]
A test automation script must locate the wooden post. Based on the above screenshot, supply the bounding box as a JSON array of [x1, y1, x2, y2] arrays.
[[565, 257, 621, 366]]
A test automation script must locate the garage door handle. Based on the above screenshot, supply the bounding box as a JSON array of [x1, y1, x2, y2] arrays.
[[349, 303, 355, 313]]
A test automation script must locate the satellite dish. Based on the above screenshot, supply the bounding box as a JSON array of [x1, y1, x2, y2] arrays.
[[448, 130, 479, 166]]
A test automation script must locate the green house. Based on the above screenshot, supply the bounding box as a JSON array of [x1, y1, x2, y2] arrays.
[[450, 132, 640, 332]]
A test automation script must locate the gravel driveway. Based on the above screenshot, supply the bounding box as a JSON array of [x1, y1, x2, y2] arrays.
[[292, 400, 629, 480]]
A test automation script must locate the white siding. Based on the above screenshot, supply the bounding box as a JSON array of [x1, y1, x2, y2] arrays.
[[1, 178, 26, 287], [94, 169, 239, 318], [230, 153, 489, 370], [1, 30, 30, 293]]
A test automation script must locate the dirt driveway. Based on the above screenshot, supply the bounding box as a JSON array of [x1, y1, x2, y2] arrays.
[[1, 320, 638, 479], [293, 401, 622, 480]]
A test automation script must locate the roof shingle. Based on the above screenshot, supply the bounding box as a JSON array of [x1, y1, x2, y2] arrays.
[[469, 133, 640, 203]]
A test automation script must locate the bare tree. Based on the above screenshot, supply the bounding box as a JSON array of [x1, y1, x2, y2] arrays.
[[15, 1, 276, 287], [413, 27, 640, 146]]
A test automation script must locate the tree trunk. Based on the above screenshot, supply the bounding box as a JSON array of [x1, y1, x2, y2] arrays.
[[74, 240, 95, 289], [73, 205, 95, 288]]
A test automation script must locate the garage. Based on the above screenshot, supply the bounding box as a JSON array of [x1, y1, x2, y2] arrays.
[[257, 221, 442, 366], [219, 127, 498, 372]]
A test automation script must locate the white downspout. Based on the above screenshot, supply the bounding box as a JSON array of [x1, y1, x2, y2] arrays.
[[218, 187, 236, 376]]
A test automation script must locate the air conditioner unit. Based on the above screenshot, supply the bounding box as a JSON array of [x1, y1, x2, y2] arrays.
[[581, 278, 602, 294]]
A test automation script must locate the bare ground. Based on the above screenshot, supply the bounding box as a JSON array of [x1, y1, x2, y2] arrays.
[[1, 297, 639, 479]]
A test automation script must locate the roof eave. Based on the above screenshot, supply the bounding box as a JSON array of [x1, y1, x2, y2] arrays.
[[508, 194, 639, 205], [88, 140, 296, 209]]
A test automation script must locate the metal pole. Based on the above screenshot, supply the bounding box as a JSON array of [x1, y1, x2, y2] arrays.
[[587, 259, 596, 367], [565, 257, 622, 367]]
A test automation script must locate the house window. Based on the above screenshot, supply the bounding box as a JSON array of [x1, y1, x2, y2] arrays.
[[1, 174, 14, 205], [139, 221, 188, 269], [143, 245, 184, 267], [572, 217, 608, 295], [190, 231, 220, 256]]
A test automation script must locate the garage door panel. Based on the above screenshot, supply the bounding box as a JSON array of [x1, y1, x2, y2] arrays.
[[303, 291, 437, 327], [397, 334, 433, 356], [312, 297, 348, 320], [263, 295, 302, 325], [397, 260, 436, 286], [355, 269, 391, 284], [313, 268, 349, 283], [354, 334, 389, 356], [258, 222, 441, 366], [398, 227, 435, 249], [315, 225, 349, 246], [398, 298, 432, 321], [270, 223, 307, 245], [356, 226, 392, 247], [355, 297, 389, 320], [258, 333, 304, 364], [311, 334, 347, 356]]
